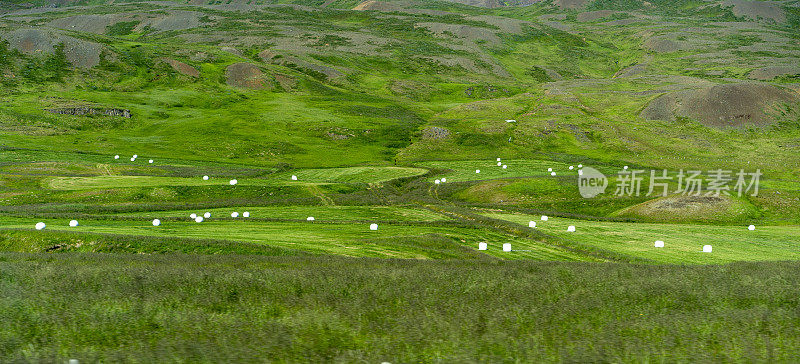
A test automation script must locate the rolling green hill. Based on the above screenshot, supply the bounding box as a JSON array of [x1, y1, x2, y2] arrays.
[[1, 0, 799, 361]]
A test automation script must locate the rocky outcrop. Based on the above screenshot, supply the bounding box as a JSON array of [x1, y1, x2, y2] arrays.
[[47, 107, 131, 118]]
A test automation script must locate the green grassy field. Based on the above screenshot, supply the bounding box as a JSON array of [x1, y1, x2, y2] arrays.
[[2, 253, 800, 362], [1, 0, 800, 361]]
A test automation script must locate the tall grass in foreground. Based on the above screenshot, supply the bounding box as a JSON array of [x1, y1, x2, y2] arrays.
[[1, 253, 799, 362]]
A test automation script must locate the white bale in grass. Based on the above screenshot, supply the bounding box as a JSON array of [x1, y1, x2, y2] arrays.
[[567, 225, 576, 232], [132, 154, 138, 159], [130, 158, 135, 162], [497, 162, 502, 166], [195, 216, 203, 223], [502, 165, 507, 169], [190, 213, 197, 219], [203, 175, 209, 180], [291, 175, 298, 181], [441, 178, 447, 183], [541, 215, 549, 221], [307, 216, 315, 221], [547, 168, 553, 172], [152, 219, 161, 226], [478, 242, 487, 251], [148, 159, 153, 164], [231, 212, 239, 218], [502, 243, 512, 252], [623, 166, 629, 170], [475, 169, 480, 174], [69, 220, 79, 227], [654, 240, 664, 248], [578, 164, 583, 168], [243, 211, 250, 218], [528, 221, 536, 228], [703, 245, 712, 253], [35, 222, 46, 230], [114, 155, 119, 160], [550, 172, 556, 176], [578, 169, 584, 176], [370, 223, 379, 231], [229, 179, 238, 185], [434, 179, 441, 184], [203, 212, 211, 218], [569, 166, 574, 170], [497, 158, 501, 161], [748, 225, 756, 231]]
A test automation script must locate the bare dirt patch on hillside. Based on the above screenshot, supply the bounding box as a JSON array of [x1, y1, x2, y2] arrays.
[[641, 83, 800, 128], [225, 63, 269, 89]]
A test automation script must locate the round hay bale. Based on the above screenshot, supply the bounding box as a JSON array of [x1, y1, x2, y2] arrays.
[[195, 216, 203, 223], [152, 219, 161, 226], [567, 225, 576, 232], [69, 220, 79, 227], [703, 245, 712, 253], [231, 212, 239, 218], [654, 240, 664, 248], [748, 225, 756, 231], [35, 222, 46, 230], [203, 212, 211, 218], [307, 216, 315, 221], [229, 179, 238, 185], [243, 212, 250, 218], [502, 243, 511, 252], [478, 242, 487, 251], [370, 223, 378, 231], [203, 176, 209, 180]]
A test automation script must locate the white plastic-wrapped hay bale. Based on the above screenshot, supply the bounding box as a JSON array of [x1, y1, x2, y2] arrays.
[[441, 178, 447, 183], [132, 154, 138, 159], [748, 225, 756, 231], [502, 243, 512, 252], [497, 162, 502, 166], [475, 169, 480, 174], [497, 158, 501, 161], [243, 211, 250, 218], [152, 219, 161, 226], [203, 175, 209, 180], [528, 221, 536, 228], [203, 212, 211, 218], [307, 216, 315, 221], [624, 166, 629, 170], [35, 222, 46, 230], [229, 179, 238, 185], [547, 168, 552, 172], [541, 215, 548, 221], [190, 213, 197, 219], [550, 172, 556, 176], [578, 164, 583, 168], [478, 242, 487, 250], [370, 223, 378, 231], [195, 216, 204, 223], [114, 155, 119, 160], [231, 212, 239, 218], [502, 165, 507, 169], [569, 166, 574, 170], [291, 175, 298, 181], [69, 220, 79, 227], [130, 157, 135, 162], [578, 169, 584, 176], [703, 245, 712, 253], [434, 179, 441, 184], [567, 225, 576, 232], [148, 159, 153, 164], [654, 240, 664, 248]]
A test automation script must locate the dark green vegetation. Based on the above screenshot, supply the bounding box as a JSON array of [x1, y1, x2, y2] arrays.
[[1, 0, 800, 361], [3, 253, 800, 362]]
